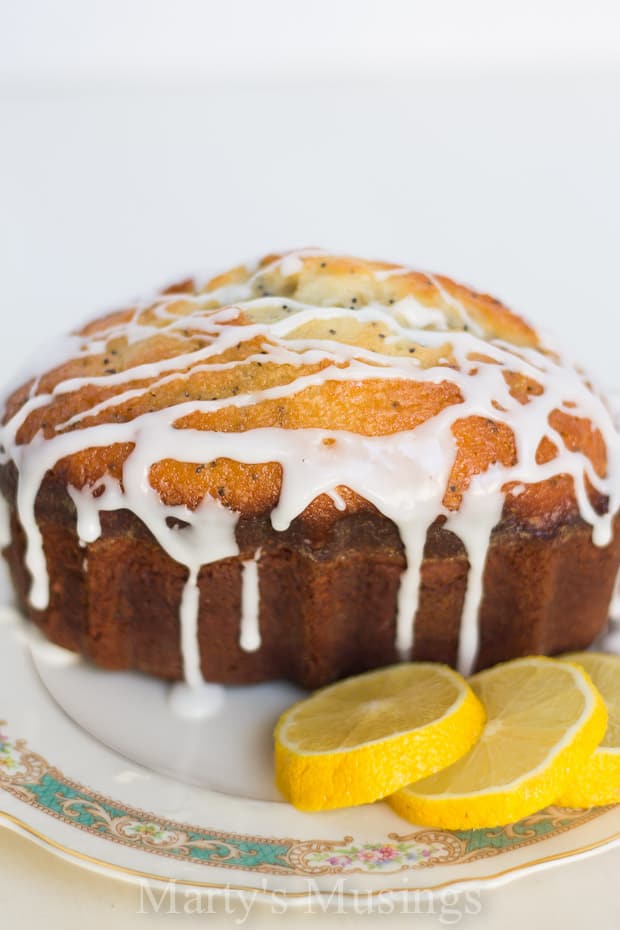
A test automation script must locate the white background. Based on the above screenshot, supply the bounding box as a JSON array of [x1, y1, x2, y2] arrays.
[[1, 3, 620, 927]]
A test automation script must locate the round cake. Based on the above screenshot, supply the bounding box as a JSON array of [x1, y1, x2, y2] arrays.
[[1, 250, 619, 690]]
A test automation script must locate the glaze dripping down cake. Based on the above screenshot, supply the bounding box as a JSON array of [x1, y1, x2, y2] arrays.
[[1, 250, 619, 689]]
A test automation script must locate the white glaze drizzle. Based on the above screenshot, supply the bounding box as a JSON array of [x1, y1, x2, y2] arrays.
[[239, 555, 262, 653], [168, 680, 225, 719], [0, 495, 10, 549], [608, 567, 620, 626], [444, 470, 507, 672], [1, 250, 619, 681]]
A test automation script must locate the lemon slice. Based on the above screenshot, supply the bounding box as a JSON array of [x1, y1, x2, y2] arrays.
[[274, 663, 485, 811], [389, 657, 607, 829], [556, 652, 620, 808]]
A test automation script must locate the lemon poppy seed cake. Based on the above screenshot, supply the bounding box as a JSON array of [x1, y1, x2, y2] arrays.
[[1, 250, 619, 690]]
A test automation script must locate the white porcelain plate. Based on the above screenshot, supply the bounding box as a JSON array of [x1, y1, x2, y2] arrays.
[[3, 598, 620, 908]]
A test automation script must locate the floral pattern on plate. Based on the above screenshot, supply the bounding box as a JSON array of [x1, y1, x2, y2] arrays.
[[0, 724, 612, 875]]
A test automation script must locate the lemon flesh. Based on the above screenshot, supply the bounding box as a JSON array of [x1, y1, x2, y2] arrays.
[[274, 663, 485, 811], [556, 652, 620, 808], [389, 656, 607, 829]]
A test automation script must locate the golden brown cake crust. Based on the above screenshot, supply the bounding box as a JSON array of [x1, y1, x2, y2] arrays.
[[1, 250, 618, 687], [1, 252, 608, 527]]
